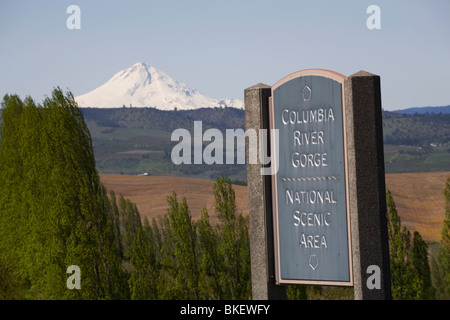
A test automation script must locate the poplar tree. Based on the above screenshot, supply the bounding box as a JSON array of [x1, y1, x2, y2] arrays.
[[412, 231, 434, 299], [118, 194, 142, 260], [386, 190, 432, 299], [197, 207, 223, 299], [0, 89, 128, 299], [161, 192, 199, 299], [128, 224, 158, 299], [0, 94, 26, 288], [213, 176, 251, 300], [434, 177, 450, 299], [110, 193, 159, 300]]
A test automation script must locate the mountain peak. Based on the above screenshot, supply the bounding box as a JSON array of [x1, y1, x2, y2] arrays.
[[75, 63, 243, 110]]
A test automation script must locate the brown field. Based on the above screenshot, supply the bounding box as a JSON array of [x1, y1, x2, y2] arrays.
[[100, 175, 249, 225], [100, 171, 450, 242], [385, 171, 449, 242]]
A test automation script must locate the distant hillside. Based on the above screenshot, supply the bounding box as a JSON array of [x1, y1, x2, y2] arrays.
[[82, 107, 450, 147], [392, 105, 450, 115], [382, 111, 450, 146], [82, 106, 245, 132], [81, 107, 247, 180], [382, 111, 450, 173], [2, 106, 449, 175]]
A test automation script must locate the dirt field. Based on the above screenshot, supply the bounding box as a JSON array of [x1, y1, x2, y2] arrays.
[[100, 172, 449, 242], [100, 175, 249, 225], [385, 171, 449, 242]]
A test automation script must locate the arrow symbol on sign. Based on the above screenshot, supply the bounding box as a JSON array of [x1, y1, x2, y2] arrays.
[[309, 254, 319, 270]]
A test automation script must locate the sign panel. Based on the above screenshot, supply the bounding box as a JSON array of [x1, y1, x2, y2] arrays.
[[270, 69, 352, 285]]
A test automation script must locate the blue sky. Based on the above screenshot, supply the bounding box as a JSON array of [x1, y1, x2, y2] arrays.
[[0, 0, 449, 110]]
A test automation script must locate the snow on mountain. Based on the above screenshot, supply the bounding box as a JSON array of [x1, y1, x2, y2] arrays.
[[75, 62, 243, 110]]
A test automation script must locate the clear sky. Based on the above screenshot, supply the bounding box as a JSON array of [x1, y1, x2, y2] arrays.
[[0, 0, 449, 110]]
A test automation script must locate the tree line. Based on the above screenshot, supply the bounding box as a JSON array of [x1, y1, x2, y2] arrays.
[[382, 111, 450, 146], [0, 89, 250, 299], [0, 89, 449, 299], [122, 176, 251, 300], [81, 105, 245, 133], [385, 178, 450, 299]]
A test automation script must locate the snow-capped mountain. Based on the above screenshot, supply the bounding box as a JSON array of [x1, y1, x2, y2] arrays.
[[75, 62, 243, 110]]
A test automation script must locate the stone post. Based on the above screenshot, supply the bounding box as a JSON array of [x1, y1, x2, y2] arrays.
[[344, 71, 392, 300], [245, 83, 287, 300]]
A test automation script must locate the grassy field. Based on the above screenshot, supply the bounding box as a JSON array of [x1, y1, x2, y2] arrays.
[[100, 171, 450, 242], [384, 144, 450, 173]]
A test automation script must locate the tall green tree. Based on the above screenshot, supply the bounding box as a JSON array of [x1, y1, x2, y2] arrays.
[[197, 207, 224, 299], [128, 223, 158, 299], [213, 176, 251, 300], [0, 89, 128, 299], [0, 94, 26, 289], [106, 190, 124, 259], [411, 231, 434, 299], [433, 177, 450, 299], [386, 189, 432, 299], [118, 194, 142, 260], [160, 192, 199, 299]]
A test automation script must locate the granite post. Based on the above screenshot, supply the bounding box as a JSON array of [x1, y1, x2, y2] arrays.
[[344, 71, 392, 300], [245, 83, 287, 300]]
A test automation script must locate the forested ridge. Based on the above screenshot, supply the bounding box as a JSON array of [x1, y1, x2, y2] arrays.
[[0, 89, 449, 299], [383, 111, 450, 146], [1, 105, 449, 146], [3, 104, 449, 176]]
